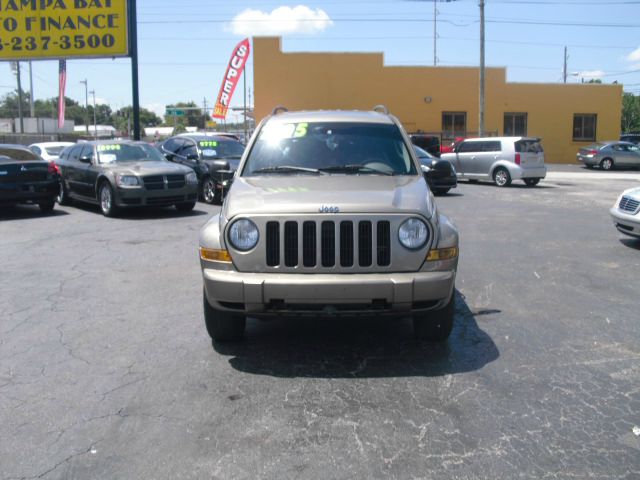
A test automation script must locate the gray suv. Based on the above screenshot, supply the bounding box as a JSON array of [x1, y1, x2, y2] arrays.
[[199, 107, 459, 342]]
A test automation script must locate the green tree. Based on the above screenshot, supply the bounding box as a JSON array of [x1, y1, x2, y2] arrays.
[[622, 92, 640, 133], [112, 106, 162, 135], [164, 101, 205, 129]]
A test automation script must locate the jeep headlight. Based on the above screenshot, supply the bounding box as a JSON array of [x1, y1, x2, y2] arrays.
[[399, 218, 429, 250], [228, 219, 259, 251], [186, 171, 198, 185], [116, 175, 140, 187]]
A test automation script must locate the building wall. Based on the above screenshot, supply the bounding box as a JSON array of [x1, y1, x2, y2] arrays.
[[254, 37, 623, 163]]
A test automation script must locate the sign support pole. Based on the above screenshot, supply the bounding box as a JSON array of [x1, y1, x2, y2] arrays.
[[129, 0, 141, 140], [16, 62, 24, 134]]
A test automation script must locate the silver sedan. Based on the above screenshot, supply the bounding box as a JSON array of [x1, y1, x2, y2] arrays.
[[576, 141, 640, 170]]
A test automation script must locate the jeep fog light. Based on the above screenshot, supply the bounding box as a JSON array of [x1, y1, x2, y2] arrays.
[[229, 219, 259, 251], [427, 247, 458, 261], [399, 218, 428, 250]]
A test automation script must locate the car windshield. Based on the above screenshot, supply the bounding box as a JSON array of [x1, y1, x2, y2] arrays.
[[0, 148, 40, 161], [197, 139, 245, 159], [44, 146, 67, 156], [243, 122, 417, 176], [413, 145, 434, 159], [585, 143, 605, 150], [96, 143, 165, 164]]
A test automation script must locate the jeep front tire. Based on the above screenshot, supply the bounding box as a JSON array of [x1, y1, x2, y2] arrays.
[[203, 291, 246, 341]]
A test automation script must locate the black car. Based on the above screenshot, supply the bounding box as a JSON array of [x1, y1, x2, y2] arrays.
[[56, 140, 199, 217], [409, 133, 441, 157], [414, 145, 457, 195], [160, 134, 245, 204], [0, 144, 59, 213], [620, 133, 640, 145]]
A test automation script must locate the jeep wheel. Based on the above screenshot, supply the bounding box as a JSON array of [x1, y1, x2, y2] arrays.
[[57, 179, 72, 205], [38, 199, 55, 213], [523, 178, 540, 187], [201, 177, 217, 204], [204, 291, 246, 341], [413, 294, 455, 342], [99, 181, 118, 217], [175, 201, 196, 212], [493, 167, 511, 187]]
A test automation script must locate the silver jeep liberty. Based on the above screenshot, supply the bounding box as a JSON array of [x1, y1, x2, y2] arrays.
[[199, 107, 459, 342]]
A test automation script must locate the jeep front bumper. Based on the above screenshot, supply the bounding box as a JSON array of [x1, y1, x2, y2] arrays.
[[203, 269, 456, 316]]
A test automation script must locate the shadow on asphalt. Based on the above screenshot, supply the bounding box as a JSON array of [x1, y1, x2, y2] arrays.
[[619, 237, 640, 250], [60, 201, 209, 220], [213, 290, 500, 378], [0, 205, 69, 220], [459, 180, 556, 189]]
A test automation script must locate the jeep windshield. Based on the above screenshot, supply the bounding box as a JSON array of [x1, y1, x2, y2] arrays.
[[242, 122, 417, 176]]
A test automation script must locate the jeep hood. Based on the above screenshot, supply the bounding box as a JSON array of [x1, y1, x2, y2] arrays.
[[224, 175, 435, 219]]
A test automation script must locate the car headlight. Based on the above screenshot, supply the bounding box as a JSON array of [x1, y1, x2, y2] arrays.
[[186, 172, 198, 184], [116, 175, 140, 187], [228, 219, 259, 251], [398, 218, 429, 250]]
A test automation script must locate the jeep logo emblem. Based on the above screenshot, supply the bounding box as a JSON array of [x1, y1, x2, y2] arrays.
[[319, 205, 340, 213]]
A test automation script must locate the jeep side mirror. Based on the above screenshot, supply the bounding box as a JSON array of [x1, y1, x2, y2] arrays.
[[186, 153, 199, 161], [79, 155, 92, 164]]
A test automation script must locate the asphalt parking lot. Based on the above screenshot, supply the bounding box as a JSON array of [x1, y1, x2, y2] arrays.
[[2, 166, 640, 479]]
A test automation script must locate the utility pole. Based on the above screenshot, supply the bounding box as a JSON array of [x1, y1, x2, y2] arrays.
[[80, 79, 89, 134], [15, 62, 25, 134], [563, 46, 568, 83], [478, 0, 485, 137], [433, 0, 437, 66], [203, 97, 208, 131], [89, 90, 97, 139], [28, 61, 35, 118]]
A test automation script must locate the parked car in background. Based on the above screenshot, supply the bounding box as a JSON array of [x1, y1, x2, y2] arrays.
[[0, 144, 59, 213], [29, 142, 75, 162], [199, 108, 459, 342], [414, 145, 457, 195], [56, 140, 198, 217], [576, 141, 640, 170], [620, 133, 640, 145], [610, 186, 640, 238], [409, 133, 441, 157], [440, 137, 465, 155], [161, 133, 245, 204], [441, 136, 546, 187]]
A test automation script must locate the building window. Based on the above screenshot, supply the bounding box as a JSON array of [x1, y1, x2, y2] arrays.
[[573, 114, 597, 141], [442, 112, 466, 140], [504, 112, 527, 136]]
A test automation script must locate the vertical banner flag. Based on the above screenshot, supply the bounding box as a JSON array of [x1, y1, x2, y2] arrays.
[[58, 60, 67, 129], [212, 38, 250, 119]]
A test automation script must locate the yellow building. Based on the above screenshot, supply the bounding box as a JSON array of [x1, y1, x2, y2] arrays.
[[253, 37, 623, 164]]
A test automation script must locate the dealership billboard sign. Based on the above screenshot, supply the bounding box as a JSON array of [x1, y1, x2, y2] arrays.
[[0, 0, 129, 60]]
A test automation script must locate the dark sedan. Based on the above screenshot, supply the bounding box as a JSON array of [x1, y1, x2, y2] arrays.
[[414, 145, 457, 195], [56, 141, 199, 217], [160, 134, 245, 204], [0, 144, 59, 213]]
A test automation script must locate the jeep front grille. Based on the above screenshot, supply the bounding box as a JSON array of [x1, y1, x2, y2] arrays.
[[265, 220, 392, 269]]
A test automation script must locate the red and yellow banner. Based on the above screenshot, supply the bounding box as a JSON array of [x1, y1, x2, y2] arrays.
[[212, 38, 250, 119]]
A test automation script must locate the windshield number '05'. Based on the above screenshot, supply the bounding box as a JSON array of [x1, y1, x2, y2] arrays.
[[319, 205, 340, 213]]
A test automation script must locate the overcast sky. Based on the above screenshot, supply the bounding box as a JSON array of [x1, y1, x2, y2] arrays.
[[1, 0, 639, 123]]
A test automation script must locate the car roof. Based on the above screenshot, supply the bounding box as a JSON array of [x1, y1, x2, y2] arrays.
[[0, 144, 32, 151], [267, 110, 396, 125], [174, 134, 239, 142], [463, 136, 540, 142], [29, 142, 74, 147]]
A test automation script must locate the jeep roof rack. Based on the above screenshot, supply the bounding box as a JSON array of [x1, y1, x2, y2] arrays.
[[271, 106, 288, 115], [372, 105, 389, 115]]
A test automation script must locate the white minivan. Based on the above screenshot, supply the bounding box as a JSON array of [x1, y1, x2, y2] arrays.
[[441, 137, 547, 187]]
